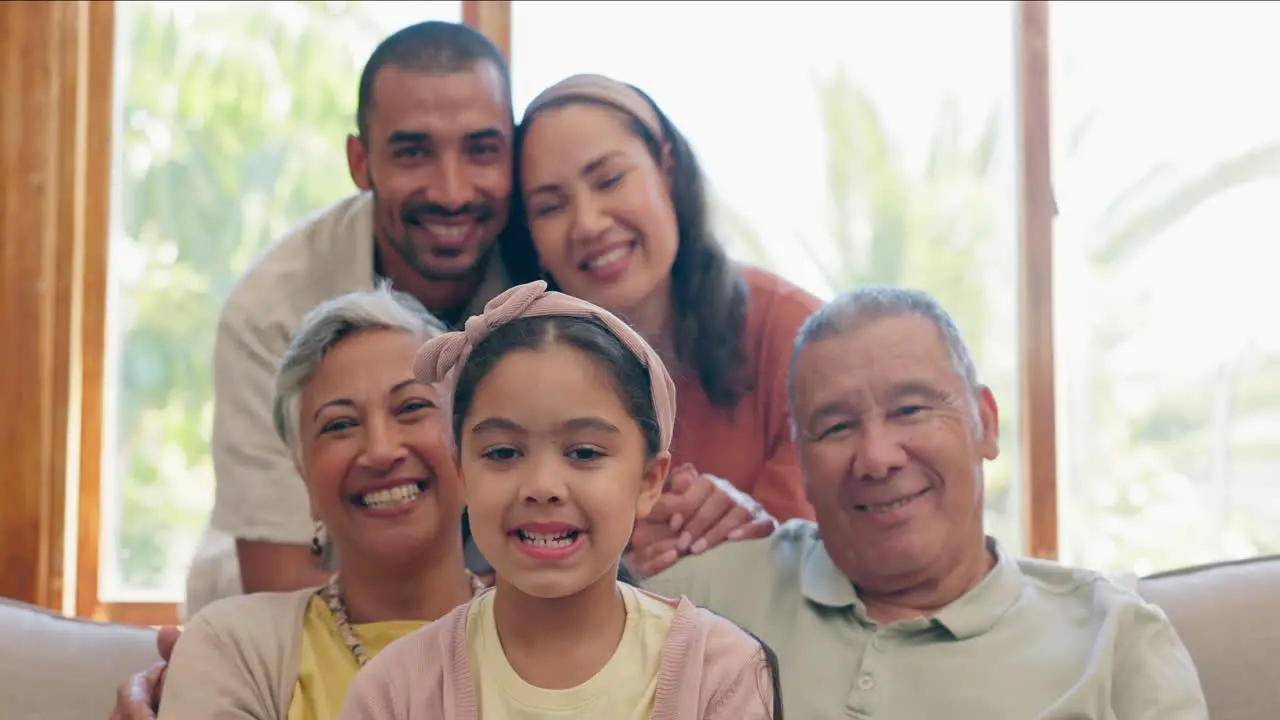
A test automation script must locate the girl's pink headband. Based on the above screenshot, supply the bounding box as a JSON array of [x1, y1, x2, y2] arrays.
[[413, 280, 677, 452]]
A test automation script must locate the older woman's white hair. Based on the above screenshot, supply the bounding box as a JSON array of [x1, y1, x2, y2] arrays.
[[271, 280, 447, 465]]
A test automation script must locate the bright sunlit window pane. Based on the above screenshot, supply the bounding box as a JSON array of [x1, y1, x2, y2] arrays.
[[1052, 2, 1280, 575], [513, 0, 1024, 551], [102, 0, 461, 602]]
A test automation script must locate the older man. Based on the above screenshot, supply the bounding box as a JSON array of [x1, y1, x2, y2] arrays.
[[645, 286, 1208, 719]]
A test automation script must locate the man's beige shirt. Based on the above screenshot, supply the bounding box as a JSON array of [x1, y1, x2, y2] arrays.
[[646, 519, 1209, 720], [185, 192, 508, 617]]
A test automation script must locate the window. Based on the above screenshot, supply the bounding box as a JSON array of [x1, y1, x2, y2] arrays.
[[1052, 2, 1280, 574], [99, 0, 462, 605], [19, 0, 1274, 621], [512, 0, 1025, 549]]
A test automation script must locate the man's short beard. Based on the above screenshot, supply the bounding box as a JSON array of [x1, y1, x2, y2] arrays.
[[371, 187, 494, 283], [378, 225, 492, 282]]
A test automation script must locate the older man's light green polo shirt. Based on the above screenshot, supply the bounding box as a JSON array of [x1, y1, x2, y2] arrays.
[[645, 520, 1208, 720]]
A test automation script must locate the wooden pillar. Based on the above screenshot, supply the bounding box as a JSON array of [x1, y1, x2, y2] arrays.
[[463, 0, 511, 61], [1015, 0, 1059, 560], [0, 0, 114, 610]]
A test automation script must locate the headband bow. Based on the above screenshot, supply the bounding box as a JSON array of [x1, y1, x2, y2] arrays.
[[413, 281, 678, 451]]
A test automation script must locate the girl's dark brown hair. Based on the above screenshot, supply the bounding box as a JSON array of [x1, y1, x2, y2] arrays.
[[503, 86, 752, 412], [749, 626, 785, 719]]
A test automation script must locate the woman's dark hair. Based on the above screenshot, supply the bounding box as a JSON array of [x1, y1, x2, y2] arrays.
[[504, 87, 752, 412], [452, 315, 660, 586]]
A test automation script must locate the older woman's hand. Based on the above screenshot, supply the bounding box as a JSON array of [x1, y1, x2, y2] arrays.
[[109, 626, 181, 720]]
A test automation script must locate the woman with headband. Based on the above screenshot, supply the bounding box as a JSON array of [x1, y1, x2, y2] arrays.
[[340, 280, 781, 719], [501, 74, 821, 577]]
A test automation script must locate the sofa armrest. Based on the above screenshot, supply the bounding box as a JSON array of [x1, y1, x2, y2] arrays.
[[1141, 556, 1280, 720], [0, 597, 162, 719]]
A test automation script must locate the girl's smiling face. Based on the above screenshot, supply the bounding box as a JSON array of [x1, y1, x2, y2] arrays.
[[458, 338, 667, 600]]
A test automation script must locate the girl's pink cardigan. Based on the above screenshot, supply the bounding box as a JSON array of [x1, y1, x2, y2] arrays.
[[339, 590, 775, 719]]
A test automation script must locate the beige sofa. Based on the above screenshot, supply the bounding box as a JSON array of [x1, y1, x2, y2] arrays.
[[2, 556, 1277, 719]]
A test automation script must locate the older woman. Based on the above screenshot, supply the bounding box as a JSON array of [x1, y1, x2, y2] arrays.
[[153, 283, 486, 720], [503, 74, 823, 575]]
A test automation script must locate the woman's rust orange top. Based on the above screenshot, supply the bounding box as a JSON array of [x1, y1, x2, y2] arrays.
[[667, 265, 822, 522]]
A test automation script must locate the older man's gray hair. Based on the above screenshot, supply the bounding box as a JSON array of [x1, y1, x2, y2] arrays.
[[271, 281, 447, 465], [787, 286, 982, 420]]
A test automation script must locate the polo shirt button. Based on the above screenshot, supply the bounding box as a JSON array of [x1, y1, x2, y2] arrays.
[[858, 673, 875, 690], [871, 636, 883, 651]]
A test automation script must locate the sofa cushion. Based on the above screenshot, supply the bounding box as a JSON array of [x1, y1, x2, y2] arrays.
[[0, 597, 160, 719], [1141, 555, 1280, 720]]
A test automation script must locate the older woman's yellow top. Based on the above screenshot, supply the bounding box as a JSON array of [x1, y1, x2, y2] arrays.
[[288, 596, 427, 720]]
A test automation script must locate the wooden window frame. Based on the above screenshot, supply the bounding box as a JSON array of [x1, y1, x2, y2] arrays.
[[1015, 1, 1058, 560], [464, 0, 511, 60], [1, 0, 118, 617], [0, 0, 1054, 627]]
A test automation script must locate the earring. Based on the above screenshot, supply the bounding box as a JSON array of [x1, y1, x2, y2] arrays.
[[310, 521, 327, 558]]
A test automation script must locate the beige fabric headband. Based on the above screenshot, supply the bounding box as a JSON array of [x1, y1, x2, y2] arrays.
[[413, 280, 678, 452], [522, 73, 666, 143]]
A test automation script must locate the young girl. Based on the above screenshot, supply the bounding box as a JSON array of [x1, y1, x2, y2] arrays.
[[340, 280, 781, 719]]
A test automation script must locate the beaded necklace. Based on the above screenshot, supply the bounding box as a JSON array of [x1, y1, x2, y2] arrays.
[[318, 570, 488, 667]]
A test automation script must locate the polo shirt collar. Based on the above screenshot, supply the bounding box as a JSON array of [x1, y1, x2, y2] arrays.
[[931, 538, 1024, 639], [800, 536, 1024, 640], [800, 535, 861, 609]]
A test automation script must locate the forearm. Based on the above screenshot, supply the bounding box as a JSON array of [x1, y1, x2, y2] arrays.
[[236, 540, 330, 593]]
